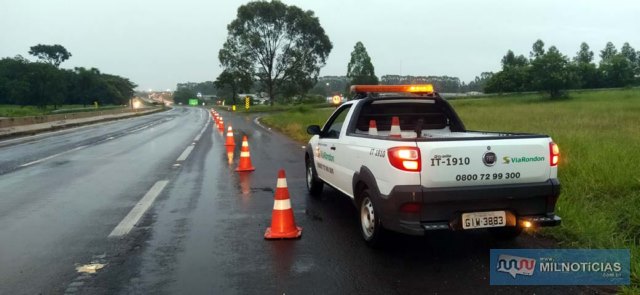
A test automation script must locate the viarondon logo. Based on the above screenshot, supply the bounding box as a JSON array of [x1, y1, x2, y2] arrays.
[[496, 254, 536, 278], [503, 156, 545, 164]]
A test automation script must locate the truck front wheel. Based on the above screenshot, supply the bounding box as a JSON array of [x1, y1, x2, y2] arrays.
[[305, 157, 324, 197]]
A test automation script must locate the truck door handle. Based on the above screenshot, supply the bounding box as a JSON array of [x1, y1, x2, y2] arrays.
[[330, 146, 336, 150]]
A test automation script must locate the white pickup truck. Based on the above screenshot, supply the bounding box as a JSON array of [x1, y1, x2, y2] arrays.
[[305, 84, 561, 246]]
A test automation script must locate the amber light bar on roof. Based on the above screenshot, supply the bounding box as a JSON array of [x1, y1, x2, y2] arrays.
[[350, 84, 434, 94]]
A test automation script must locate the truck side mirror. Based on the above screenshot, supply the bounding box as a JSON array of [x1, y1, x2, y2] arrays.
[[307, 125, 321, 135]]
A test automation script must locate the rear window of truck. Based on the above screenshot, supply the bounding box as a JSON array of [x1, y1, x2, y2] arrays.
[[353, 99, 449, 134]]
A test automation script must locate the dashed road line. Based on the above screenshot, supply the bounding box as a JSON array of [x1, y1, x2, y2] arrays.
[[195, 109, 211, 141], [176, 146, 195, 162], [108, 180, 169, 238], [19, 145, 87, 167]]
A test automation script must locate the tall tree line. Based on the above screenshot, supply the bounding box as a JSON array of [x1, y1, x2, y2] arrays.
[[0, 45, 136, 108], [485, 40, 640, 97]]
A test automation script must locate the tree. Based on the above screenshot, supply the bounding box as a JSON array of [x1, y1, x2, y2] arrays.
[[620, 42, 637, 63], [28, 44, 72, 67], [600, 54, 635, 87], [574, 42, 594, 64], [73, 67, 102, 107], [530, 39, 545, 59], [571, 42, 599, 88], [530, 46, 572, 97], [620, 42, 638, 76], [466, 72, 493, 92], [172, 88, 197, 105], [219, 0, 332, 105], [346, 41, 378, 85], [600, 42, 617, 61], [486, 50, 531, 93], [501, 50, 528, 69], [214, 69, 252, 105]]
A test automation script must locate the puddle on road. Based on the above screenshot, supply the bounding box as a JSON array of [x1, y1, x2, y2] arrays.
[[226, 146, 234, 166]]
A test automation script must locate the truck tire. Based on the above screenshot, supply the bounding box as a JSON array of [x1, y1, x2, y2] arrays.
[[359, 189, 387, 247], [489, 226, 523, 240], [305, 157, 324, 197]]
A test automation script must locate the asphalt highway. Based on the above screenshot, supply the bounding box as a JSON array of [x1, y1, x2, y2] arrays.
[[0, 107, 603, 294]]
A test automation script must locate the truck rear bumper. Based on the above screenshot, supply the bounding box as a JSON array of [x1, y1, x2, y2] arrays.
[[377, 179, 561, 236]]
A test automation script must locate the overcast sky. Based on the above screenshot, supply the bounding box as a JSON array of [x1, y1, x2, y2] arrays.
[[1, 0, 638, 91]]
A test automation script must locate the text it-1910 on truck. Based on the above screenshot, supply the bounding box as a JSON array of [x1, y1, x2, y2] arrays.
[[305, 84, 561, 247]]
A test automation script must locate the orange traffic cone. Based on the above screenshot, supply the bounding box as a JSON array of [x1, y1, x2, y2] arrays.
[[217, 118, 225, 132], [235, 136, 255, 172], [389, 116, 402, 138], [265, 169, 302, 239], [225, 126, 235, 146], [368, 119, 378, 136]]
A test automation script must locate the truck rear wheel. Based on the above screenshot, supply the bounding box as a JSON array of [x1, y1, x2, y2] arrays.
[[359, 189, 386, 247], [305, 158, 324, 197]]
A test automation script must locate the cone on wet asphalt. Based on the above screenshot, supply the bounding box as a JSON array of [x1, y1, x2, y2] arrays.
[[235, 136, 255, 172], [265, 169, 302, 239], [217, 118, 225, 132], [224, 126, 235, 146]]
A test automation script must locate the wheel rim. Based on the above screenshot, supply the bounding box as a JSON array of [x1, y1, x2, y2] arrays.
[[306, 164, 313, 190], [360, 197, 375, 239]]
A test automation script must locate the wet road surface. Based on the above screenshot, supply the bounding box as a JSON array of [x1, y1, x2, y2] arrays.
[[0, 107, 605, 294]]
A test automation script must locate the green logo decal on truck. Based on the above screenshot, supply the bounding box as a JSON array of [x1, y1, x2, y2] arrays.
[[503, 156, 545, 164], [321, 151, 335, 162]]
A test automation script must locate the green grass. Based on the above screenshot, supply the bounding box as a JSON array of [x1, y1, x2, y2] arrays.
[[261, 106, 335, 142], [0, 104, 126, 117], [262, 88, 640, 291]]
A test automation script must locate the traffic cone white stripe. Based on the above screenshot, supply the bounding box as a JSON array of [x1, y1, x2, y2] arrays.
[[242, 141, 248, 147], [240, 151, 250, 157], [276, 178, 287, 188], [273, 199, 292, 210]]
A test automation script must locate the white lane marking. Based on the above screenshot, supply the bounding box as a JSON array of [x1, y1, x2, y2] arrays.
[[253, 117, 272, 132], [19, 145, 87, 167], [193, 109, 210, 141], [108, 180, 169, 237], [176, 146, 195, 162]]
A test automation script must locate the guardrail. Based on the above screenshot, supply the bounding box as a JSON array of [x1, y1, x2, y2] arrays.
[[0, 108, 144, 128]]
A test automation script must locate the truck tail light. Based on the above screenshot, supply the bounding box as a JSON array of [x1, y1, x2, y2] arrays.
[[388, 147, 421, 172], [399, 202, 422, 213], [549, 142, 560, 166]]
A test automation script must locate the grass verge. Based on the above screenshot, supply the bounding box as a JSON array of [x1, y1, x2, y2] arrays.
[[0, 104, 126, 117], [262, 88, 640, 292]]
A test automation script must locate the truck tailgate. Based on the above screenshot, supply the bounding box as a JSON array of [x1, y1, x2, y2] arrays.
[[417, 137, 552, 188]]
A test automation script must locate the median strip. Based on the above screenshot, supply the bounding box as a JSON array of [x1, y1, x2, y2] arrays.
[[108, 180, 169, 237]]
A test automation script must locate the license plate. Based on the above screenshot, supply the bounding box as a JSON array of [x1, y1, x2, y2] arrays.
[[462, 211, 506, 229]]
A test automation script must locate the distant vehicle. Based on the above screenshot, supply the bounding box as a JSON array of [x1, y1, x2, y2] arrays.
[[305, 84, 561, 246]]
